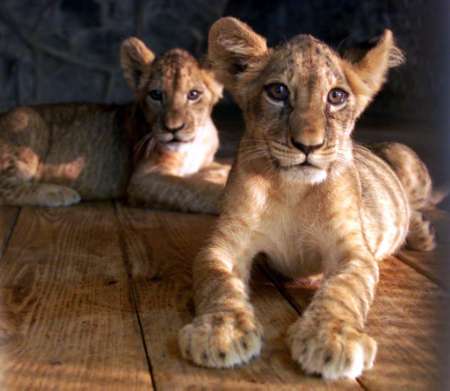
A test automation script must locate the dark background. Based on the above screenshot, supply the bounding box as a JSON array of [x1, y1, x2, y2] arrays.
[[0, 0, 443, 121]]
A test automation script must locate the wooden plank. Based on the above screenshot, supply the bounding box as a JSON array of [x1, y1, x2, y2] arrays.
[[116, 204, 362, 391], [0, 206, 19, 258], [358, 257, 447, 391], [398, 246, 449, 288], [0, 204, 153, 391], [277, 256, 447, 391], [397, 209, 450, 287]]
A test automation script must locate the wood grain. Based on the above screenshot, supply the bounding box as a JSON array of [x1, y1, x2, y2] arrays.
[[359, 257, 447, 391], [116, 204, 362, 391], [0, 206, 19, 258], [0, 204, 153, 391], [398, 247, 449, 288], [0, 201, 445, 390], [276, 255, 447, 391]]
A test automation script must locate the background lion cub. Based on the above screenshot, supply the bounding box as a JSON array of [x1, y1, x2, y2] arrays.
[[0, 37, 225, 214], [179, 18, 437, 379]]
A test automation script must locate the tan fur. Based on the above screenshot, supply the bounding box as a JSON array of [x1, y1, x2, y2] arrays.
[[179, 18, 435, 379], [369, 142, 436, 251], [0, 38, 226, 213]]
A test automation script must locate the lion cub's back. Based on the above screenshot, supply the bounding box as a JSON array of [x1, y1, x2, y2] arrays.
[[40, 104, 132, 199], [0, 103, 131, 199]]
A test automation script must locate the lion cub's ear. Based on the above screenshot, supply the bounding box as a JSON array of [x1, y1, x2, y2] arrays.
[[208, 17, 269, 97], [121, 37, 156, 92], [198, 58, 223, 105], [202, 69, 224, 105], [345, 30, 405, 114]]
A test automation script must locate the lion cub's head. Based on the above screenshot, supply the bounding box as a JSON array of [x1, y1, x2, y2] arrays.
[[208, 18, 404, 183], [121, 38, 222, 152]]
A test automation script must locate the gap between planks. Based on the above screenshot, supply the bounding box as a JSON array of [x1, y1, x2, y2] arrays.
[[261, 254, 447, 391], [2, 203, 445, 390], [114, 204, 362, 390], [0, 206, 20, 259], [0, 203, 154, 390], [396, 252, 445, 289], [396, 208, 450, 290], [113, 201, 158, 391]]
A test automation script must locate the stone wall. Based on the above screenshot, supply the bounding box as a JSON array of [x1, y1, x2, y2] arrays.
[[0, 0, 227, 110], [0, 0, 443, 120]]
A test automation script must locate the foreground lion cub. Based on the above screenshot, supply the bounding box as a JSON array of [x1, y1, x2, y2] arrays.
[[179, 18, 436, 379], [0, 38, 225, 213]]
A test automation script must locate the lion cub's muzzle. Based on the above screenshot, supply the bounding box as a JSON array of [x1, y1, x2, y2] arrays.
[[290, 137, 324, 157], [156, 119, 196, 144], [269, 137, 331, 183], [269, 134, 329, 169]]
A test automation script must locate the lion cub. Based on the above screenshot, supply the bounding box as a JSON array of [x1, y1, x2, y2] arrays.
[[179, 18, 436, 379], [0, 38, 225, 214]]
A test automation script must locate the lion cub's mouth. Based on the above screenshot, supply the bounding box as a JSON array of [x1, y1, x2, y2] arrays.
[[273, 158, 317, 170], [272, 157, 328, 183], [158, 135, 196, 152], [167, 139, 192, 145], [267, 142, 318, 171], [158, 133, 195, 145], [292, 161, 316, 169]]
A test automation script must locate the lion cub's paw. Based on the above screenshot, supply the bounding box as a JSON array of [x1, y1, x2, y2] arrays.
[[37, 184, 81, 207], [178, 310, 262, 368], [288, 318, 377, 380]]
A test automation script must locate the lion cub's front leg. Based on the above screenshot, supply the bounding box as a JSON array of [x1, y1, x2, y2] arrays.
[[127, 162, 229, 215], [178, 183, 265, 367], [178, 237, 262, 368], [288, 236, 379, 380]]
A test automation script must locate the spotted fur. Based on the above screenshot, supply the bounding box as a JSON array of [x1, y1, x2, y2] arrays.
[[179, 17, 434, 379], [0, 38, 226, 213]]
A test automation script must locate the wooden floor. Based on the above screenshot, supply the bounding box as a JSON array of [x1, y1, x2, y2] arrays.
[[0, 201, 448, 391], [0, 117, 449, 390]]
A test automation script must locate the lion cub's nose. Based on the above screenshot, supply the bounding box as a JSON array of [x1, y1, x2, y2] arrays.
[[290, 137, 324, 155], [164, 122, 186, 133]]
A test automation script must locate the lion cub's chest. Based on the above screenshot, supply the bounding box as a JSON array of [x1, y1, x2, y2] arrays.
[[176, 142, 210, 176], [252, 195, 326, 278], [166, 120, 217, 176]]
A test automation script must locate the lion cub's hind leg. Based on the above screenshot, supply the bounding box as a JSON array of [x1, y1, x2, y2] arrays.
[[4, 183, 81, 208], [370, 142, 435, 251], [0, 109, 81, 208], [406, 210, 436, 251]]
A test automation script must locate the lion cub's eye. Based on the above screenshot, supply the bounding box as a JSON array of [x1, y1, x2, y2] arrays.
[[327, 88, 348, 106], [265, 83, 289, 102], [187, 89, 202, 101], [148, 89, 163, 101]]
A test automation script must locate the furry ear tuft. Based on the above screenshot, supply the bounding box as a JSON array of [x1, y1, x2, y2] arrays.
[[208, 17, 269, 98], [387, 43, 405, 68], [344, 29, 405, 116], [120, 37, 155, 91], [352, 29, 405, 94]]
